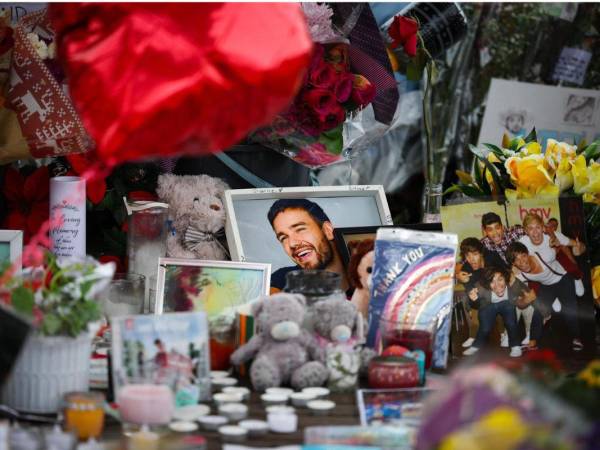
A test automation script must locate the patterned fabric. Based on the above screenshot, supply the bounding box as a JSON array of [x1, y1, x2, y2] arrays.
[[183, 225, 229, 257], [6, 9, 91, 157], [335, 3, 399, 125], [480, 225, 526, 263]]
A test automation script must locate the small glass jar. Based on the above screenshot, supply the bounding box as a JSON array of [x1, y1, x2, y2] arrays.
[[284, 270, 346, 331], [125, 200, 169, 303], [368, 356, 420, 389], [63, 391, 105, 441]]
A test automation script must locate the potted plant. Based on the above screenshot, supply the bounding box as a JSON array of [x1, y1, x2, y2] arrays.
[[0, 251, 115, 413]]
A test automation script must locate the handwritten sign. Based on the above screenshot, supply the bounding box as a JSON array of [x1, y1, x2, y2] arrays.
[[49, 177, 86, 258], [553, 47, 592, 86]]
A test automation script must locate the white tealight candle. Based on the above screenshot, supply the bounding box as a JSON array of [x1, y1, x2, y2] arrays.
[[211, 377, 238, 389], [222, 386, 251, 401], [307, 399, 336, 415], [218, 425, 248, 443], [238, 420, 268, 437], [290, 391, 317, 407], [267, 412, 298, 433], [302, 387, 330, 398], [261, 393, 288, 406], [213, 392, 244, 406], [198, 415, 228, 431], [265, 387, 294, 397], [217, 403, 248, 422]]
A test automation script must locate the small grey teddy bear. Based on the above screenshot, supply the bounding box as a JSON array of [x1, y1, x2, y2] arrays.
[[229, 293, 329, 392], [312, 296, 376, 380]]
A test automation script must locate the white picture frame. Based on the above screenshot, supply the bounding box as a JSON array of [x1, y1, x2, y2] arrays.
[[224, 185, 392, 273], [154, 258, 271, 315], [0, 230, 23, 274]]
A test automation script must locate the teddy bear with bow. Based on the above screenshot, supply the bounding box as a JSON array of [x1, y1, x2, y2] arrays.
[[156, 174, 230, 260]]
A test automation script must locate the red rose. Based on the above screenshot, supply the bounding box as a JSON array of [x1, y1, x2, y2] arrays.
[[309, 43, 325, 72], [388, 15, 418, 57], [334, 72, 354, 103], [351, 75, 376, 108], [309, 59, 337, 90], [315, 103, 345, 131], [303, 88, 338, 119]]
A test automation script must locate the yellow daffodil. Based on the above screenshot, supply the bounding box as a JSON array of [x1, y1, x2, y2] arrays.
[[583, 193, 600, 205], [440, 407, 528, 450], [544, 139, 577, 172], [505, 154, 557, 198], [592, 266, 600, 307], [572, 155, 600, 194], [555, 157, 574, 192], [519, 141, 542, 156], [577, 359, 600, 388]]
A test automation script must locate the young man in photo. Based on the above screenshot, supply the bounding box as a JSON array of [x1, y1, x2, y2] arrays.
[[462, 267, 525, 358], [520, 213, 586, 296], [455, 238, 486, 348], [480, 212, 525, 271], [267, 198, 348, 293], [506, 241, 583, 351]]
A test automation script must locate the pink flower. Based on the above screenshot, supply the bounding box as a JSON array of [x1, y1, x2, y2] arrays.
[[351, 75, 376, 108], [295, 142, 342, 167], [334, 72, 354, 103]]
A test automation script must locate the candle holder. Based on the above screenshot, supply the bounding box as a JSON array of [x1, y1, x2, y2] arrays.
[[63, 391, 105, 441]]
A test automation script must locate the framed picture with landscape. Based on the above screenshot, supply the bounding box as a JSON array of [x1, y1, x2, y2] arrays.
[[154, 258, 270, 369]]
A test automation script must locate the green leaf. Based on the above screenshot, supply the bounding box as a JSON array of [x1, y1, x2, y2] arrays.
[[406, 48, 428, 81], [469, 145, 505, 194], [524, 127, 537, 143], [11, 287, 34, 316], [479, 167, 492, 195], [42, 313, 62, 336], [482, 143, 507, 160], [318, 125, 344, 155], [444, 184, 486, 198], [582, 141, 600, 161]]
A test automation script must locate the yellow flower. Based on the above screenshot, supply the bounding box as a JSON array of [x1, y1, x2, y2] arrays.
[[440, 407, 528, 450], [573, 155, 600, 194], [456, 170, 473, 185], [555, 157, 574, 192], [592, 266, 600, 307], [577, 359, 600, 388], [544, 139, 577, 171], [519, 142, 542, 156], [505, 154, 557, 198]]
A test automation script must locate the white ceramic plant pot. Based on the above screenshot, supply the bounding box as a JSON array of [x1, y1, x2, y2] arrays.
[[1, 333, 92, 413]]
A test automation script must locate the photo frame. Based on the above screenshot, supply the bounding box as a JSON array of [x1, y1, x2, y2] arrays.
[[334, 223, 443, 267], [441, 196, 595, 359], [155, 258, 270, 369], [224, 186, 392, 276], [0, 230, 23, 274], [357, 388, 434, 426]]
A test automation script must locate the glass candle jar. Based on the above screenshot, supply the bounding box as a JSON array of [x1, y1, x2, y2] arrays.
[[63, 391, 105, 441], [380, 319, 435, 369], [368, 356, 420, 389], [117, 384, 174, 427], [284, 270, 346, 331]]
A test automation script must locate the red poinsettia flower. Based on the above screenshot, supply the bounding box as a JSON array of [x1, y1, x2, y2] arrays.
[[389, 15, 418, 58], [66, 152, 106, 204], [2, 166, 49, 243]]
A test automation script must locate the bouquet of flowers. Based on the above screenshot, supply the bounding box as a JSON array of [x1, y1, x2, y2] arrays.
[[416, 352, 600, 450], [251, 3, 379, 168], [448, 129, 600, 304], [0, 251, 115, 337]]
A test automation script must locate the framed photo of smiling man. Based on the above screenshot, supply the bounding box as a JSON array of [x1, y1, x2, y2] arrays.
[[224, 186, 392, 293]]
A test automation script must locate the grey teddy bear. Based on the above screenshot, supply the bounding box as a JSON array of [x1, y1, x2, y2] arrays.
[[312, 296, 376, 381], [229, 293, 329, 392]]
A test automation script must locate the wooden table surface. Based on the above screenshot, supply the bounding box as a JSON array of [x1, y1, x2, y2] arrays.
[[102, 390, 361, 450]]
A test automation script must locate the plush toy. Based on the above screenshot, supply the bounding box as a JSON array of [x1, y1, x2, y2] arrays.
[[156, 174, 230, 260], [312, 296, 376, 390], [229, 293, 329, 391], [348, 239, 374, 320]]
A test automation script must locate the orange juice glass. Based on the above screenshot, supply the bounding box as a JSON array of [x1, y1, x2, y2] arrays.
[[64, 391, 105, 440]]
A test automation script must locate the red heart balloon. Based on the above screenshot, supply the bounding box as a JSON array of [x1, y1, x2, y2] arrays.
[[50, 3, 312, 166]]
